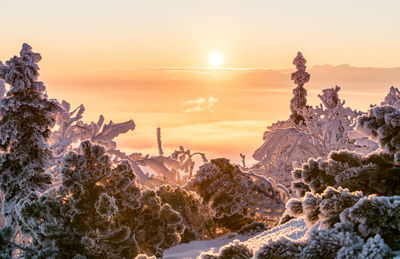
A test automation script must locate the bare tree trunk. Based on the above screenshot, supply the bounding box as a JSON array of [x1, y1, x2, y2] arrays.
[[157, 127, 164, 156]]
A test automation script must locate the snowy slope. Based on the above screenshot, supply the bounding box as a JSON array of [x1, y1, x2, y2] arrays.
[[164, 218, 307, 259]]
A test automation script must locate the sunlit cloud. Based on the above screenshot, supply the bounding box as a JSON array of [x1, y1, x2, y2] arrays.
[[185, 96, 218, 113]]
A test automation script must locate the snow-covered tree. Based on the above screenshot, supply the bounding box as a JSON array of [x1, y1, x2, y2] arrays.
[[253, 85, 361, 187], [289, 52, 310, 125], [273, 104, 400, 257], [156, 185, 216, 243], [358, 105, 400, 156], [381, 86, 400, 108], [187, 158, 288, 232], [48, 102, 144, 181], [252, 52, 363, 188], [291, 150, 400, 197], [17, 141, 184, 258], [258, 187, 399, 258], [255, 225, 393, 259], [134, 145, 208, 186], [0, 44, 61, 226], [291, 105, 400, 197], [51, 113, 208, 187]]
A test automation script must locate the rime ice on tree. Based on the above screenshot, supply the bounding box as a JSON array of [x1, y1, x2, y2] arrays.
[[381, 86, 400, 108], [252, 53, 362, 187], [187, 158, 288, 233], [290, 52, 310, 125], [0, 44, 61, 226]]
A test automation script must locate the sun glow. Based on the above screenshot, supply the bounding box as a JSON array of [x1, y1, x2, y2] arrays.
[[209, 52, 223, 66]]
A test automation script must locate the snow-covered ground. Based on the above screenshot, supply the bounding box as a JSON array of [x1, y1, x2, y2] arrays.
[[164, 218, 307, 259]]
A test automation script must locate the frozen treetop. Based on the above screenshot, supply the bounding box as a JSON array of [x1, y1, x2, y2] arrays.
[[0, 43, 45, 96], [381, 86, 400, 109], [291, 52, 310, 87], [290, 52, 310, 124], [319, 85, 341, 109]]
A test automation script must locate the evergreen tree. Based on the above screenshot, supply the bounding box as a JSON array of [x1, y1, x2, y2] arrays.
[[187, 158, 288, 233], [289, 52, 310, 125], [0, 43, 60, 226], [291, 105, 400, 197], [156, 185, 216, 242], [18, 141, 184, 258]]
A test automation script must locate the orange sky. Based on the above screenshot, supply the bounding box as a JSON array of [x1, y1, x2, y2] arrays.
[[1, 1, 400, 164]]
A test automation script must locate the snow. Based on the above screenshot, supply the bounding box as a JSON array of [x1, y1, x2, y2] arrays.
[[164, 218, 307, 258]]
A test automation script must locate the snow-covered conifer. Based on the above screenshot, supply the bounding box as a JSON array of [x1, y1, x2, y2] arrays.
[[381, 86, 400, 109], [292, 150, 400, 196], [187, 158, 288, 232], [291, 106, 400, 197], [0, 44, 61, 225], [290, 52, 310, 124], [18, 141, 184, 258], [256, 211, 394, 259], [285, 187, 364, 227], [156, 185, 215, 242], [281, 186, 400, 250], [133, 188, 184, 257], [253, 70, 361, 188], [358, 105, 400, 155], [255, 236, 304, 259]]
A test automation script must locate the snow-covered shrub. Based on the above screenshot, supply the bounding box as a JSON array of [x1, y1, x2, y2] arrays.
[[285, 187, 364, 227], [200, 239, 253, 259], [0, 44, 61, 226], [291, 150, 400, 196], [358, 105, 400, 155], [286, 187, 400, 248], [156, 185, 215, 242], [340, 195, 400, 250], [134, 188, 184, 257], [255, 225, 393, 259], [282, 187, 400, 250], [255, 236, 304, 259], [187, 158, 288, 233], [17, 141, 184, 258]]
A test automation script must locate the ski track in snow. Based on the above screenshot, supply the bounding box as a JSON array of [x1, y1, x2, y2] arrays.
[[164, 218, 307, 259]]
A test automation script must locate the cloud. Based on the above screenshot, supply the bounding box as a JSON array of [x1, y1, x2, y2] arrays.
[[185, 96, 218, 113]]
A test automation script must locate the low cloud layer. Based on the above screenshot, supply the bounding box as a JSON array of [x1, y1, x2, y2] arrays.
[[185, 96, 218, 113]]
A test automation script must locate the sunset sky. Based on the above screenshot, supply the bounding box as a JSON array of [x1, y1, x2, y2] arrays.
[[1, 1, 400, 163]]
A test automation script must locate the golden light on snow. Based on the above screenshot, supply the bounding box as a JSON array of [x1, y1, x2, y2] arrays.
[[209, 52, 223, 66]]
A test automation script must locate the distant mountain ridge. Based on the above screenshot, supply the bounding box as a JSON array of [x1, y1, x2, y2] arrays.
[[231, 64, 400, 91]]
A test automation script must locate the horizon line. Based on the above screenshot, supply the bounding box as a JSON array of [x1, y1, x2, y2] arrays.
[[88, 64, 400, 72]]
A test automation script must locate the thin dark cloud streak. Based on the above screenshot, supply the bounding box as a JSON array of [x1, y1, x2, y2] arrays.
[[89, 66, 283, 72]]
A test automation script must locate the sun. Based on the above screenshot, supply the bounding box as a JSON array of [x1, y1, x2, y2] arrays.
[[209, 52, 223, 66]]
